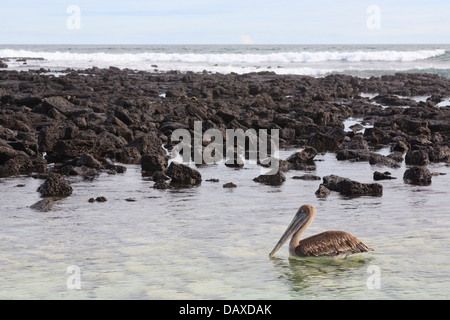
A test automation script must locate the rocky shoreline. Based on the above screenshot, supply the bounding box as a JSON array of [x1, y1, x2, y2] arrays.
[[1, 67, 449, 204]]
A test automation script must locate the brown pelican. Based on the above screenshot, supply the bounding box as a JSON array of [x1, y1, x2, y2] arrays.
[[269, 205, 373, 258]]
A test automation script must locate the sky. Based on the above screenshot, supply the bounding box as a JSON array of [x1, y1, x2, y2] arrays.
[[0, 0, 449, 44]]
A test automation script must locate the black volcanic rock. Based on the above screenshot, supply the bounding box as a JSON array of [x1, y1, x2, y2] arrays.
[[30, 198, 55, 212], [405, 149, 430, 166], [403, 166, 432, 186], [223, 182, 237, 188], [373, 171, 396, 181], [42, 96, 92, 117], [0, 68, 450, 196], [253, 170, 286, 186], [292, 174, 321, 181], [166, 162, 202, 186], [37, 172, 73, 197], [315, 184, 331, 198], [141, 153, 169, 175], [0, 145, 46, 178], [286, 146, 317, 170], [322, 175, 383, 197], [336, 149, 401, 168], [308, 130, 344, 152]]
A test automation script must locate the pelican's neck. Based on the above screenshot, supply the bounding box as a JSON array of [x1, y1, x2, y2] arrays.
[[289, 212, 315, 255]]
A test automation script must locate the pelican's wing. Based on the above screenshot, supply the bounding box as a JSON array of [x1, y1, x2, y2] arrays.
[[295, 230, 374, 257]]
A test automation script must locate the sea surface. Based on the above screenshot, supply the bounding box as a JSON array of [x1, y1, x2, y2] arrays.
[[1, 44, 450, 78], [1, 45, 450, 300]]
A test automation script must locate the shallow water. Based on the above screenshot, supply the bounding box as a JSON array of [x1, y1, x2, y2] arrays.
[[1, 149, 450, 299], [343, 117, 373, 133]]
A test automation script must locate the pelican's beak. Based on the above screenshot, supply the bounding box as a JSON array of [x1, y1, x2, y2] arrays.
[[269, 209, 308, 257]]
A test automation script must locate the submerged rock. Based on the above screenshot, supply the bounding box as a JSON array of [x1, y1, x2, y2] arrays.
[[30, 198, 54, 212], [223, 182, 237, 188], [153, 180, 170, 189], [292, 174, 321, 181]]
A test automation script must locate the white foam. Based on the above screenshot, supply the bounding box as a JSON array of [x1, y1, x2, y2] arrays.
[[0, 48, 447, 77], [0, 48, 445, 64]]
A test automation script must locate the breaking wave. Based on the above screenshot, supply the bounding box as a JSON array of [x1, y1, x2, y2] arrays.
[[0, 48, 446, 64]]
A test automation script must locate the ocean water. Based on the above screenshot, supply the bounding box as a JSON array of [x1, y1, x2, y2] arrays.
[[1, 149, 450, 300], [1, 44, 450, 78], [1, 44, 450, 300]]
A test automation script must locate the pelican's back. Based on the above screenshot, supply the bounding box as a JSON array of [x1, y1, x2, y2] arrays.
[[295, 230, 374, 258]]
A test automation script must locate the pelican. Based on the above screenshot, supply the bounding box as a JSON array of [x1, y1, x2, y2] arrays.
[[269, 205, 373, 258]]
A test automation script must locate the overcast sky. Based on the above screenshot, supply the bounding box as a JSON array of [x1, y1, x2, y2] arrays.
[[0, 0, 449, 44]]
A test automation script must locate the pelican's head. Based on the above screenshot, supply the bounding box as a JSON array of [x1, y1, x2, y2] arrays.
[[269, 204, 316, 257]]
